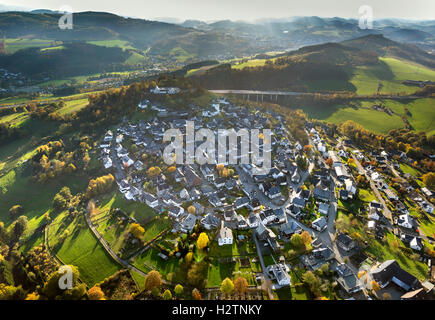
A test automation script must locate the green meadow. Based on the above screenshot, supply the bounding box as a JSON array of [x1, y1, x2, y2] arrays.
[[350, 57, 435, 95]]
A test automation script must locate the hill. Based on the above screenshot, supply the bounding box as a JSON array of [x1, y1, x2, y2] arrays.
[[192, 35, 435, 94], [342, 34, 435, 69]]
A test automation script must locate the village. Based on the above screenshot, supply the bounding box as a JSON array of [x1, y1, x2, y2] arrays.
[[95, 89, 435, 300]]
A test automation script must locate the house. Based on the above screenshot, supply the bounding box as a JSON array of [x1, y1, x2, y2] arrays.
[[184, 166, 202, 188], [236, 214, 248, 229], [292, 197, 305, 209], [336, 233, 356, 252], [208, 193, 222, 207], [224, 207, 236, 221], [410, 236, 423, 251], [334, 166, 349, 180], [134, 160, 144, 171], [180, 214, 197, 233], [302, 246, 335, 270], [268, 186, 281, 199], [290, 169, 301, 184], [277, 220, 302, 237], [217, 221, 233, 246], [259, 208, 277, 225], [421, 187, 433, 198], [398, 213, 414, 229], [180, 188, 190, 200], [312, 217, 327, 232], [371, 260, 421, 291], [142, 192, 158, 208], [168, 205, 184, 218], [214, 177, 226, 189], [234, 197, 250, 209], [300, 189, 311, 201], [201, 212, 220, 230], [318, 203, 329, 215], [256, 222, 279, 251], [336, 263, 361, 294], [266, 264, 291, 287], [249, 198, 262, 211], [273, 208, 286, 224], [103, 157, 112, 169], [103, 130, 113, 142], [369, 207, 381, 221], [248, 212, 260, 229], [313, 188, 330, 202], [344, 179, 357, 195], [384, 188, 399, 201], [339, 190, 348, 201], [174, 168, 185, 183]]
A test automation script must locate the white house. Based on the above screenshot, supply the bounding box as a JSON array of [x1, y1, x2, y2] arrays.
[[345, 179, 357, 195], [398, 213, 413, 229], [217, 221, 233, 246]]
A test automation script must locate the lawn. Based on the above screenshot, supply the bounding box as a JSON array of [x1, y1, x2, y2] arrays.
[[4, 38, 53, 54], [358, 188, 376, 202], [350, 57, 435, 95], [57, 98, 89, 115], [96, 192, 157, 224], [48, 211, 121, 286], [399, 163, 422, 178]]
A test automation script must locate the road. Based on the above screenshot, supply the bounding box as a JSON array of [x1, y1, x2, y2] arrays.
[[85, 202, 169, 282]]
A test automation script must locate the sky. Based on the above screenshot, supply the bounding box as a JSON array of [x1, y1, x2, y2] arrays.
[[1, 0, 435, 22]]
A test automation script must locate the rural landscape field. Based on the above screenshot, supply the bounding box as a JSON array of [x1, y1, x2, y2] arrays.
[[0, 0, 434, 306]]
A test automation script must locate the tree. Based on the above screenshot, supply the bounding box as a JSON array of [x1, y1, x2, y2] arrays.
[[422, 172, 435, 189], [188, 205, 196, 215], [42, 265, 84, 300], [9, 205, 24, 218], [220, 278, 234, 296], [145, 270, 162, 291], [371, 280, 380, 291], [382, 292, 392, 300], [325, 158, 333, 166], [196, 232, 209, 250], [174, 284, 183, 296], [25, 292, 40, 300], [167, 166, 176, 173], [296, 155, 308, 171], [130, 223, 145, 239], [302, 271, 322, 297], [88, 286, 105, 300], [162, 289, 173, 300], [301, 231, 312, 247], [192, 288, 202, 300], [234, 276, 248, 296], [303, 145, 312, 154], [12, 216, 28, 240], [290, 233, 304, 250]]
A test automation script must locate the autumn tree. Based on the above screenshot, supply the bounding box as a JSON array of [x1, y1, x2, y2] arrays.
[[130, 223, 145, 239], [9, 205, 24, 218], [422, 172, 435, 189], [220, 278, 234, 296], [174, 284, 183, 297], [85, 174, 115, 199], [188, 205, 196, 214], [144, 270, 162, 291], [301, 231, 312, 248], [192, 288, 202, 300], [325, 158, 333, 167], [196, 232, 209, 250], [162, 289, 173, 300], [234, 276, 248, 296], [88, 286, 105, 300]]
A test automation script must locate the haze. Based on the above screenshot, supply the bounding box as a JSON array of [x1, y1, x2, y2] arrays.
[[1, 0, 435, 22]]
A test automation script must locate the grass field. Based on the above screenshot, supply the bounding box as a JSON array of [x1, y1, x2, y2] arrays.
[[302, 97, 435, 135], [58, 98, 89, 115], [302, 102, 405, 134], [87, 40, 135, 50], [350, 57, 435, 95], [48, 211, 121, 286], [4, 38, 53, 54]]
